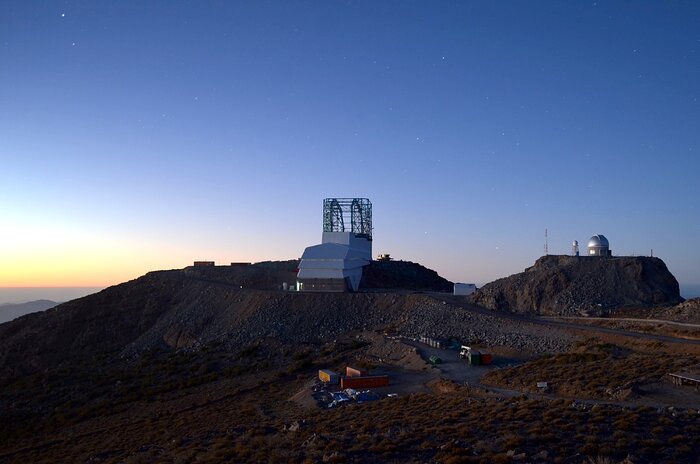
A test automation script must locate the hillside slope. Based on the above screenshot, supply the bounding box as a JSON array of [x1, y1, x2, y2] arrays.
[[469, 255, 683, 316], [0, 262, 567, 378]]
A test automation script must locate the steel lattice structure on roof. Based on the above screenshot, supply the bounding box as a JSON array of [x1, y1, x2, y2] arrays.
[[322, 198, 372, 239]]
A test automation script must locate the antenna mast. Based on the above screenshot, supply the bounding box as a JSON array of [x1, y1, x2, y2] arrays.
[[544, 228, 549, 256]]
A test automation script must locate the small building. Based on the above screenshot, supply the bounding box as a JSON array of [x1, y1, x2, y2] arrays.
[[587, 234, 611, 257], [376, 254, 392, 261], [454, 283, 477, 296], [193, 261, 215, 267]]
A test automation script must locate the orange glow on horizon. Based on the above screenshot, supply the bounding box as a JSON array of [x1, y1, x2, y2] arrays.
[[0, 222, 292, 286], [0, 223, 188, 286]]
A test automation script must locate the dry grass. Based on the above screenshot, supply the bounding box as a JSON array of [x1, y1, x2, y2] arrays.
[[481, 342, 697, 399], [2, 341, 700, 463]]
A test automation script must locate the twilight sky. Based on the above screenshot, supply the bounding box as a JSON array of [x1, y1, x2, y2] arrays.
[[1, 1, 699, 290]]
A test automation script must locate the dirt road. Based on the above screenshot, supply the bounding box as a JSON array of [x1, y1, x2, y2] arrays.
[[547, 315, 700, 329], [432, 294, 700, 346]]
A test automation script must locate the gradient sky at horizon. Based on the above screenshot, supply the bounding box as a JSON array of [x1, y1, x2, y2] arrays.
[[1, 1, 699, 288]]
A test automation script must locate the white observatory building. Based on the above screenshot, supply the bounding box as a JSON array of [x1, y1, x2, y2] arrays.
[[587, 234, 611, 257], [297, 198, 372, 292]]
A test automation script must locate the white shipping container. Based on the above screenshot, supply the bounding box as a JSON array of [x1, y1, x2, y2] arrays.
[[454, 283, 477, 296]]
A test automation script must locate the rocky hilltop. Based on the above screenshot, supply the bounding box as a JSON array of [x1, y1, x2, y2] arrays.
[[469, 255, 683, 316], [0, 260, 569, 379], [182, 259, 453, 292]]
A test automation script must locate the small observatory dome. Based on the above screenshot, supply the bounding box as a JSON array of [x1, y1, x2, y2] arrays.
[[587, 234, 610, 257]]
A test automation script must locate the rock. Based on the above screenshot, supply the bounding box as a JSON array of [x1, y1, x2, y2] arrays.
[[322, 451, 340, 462], [469, 255, 682, 315], [302, 433, 317, 447]]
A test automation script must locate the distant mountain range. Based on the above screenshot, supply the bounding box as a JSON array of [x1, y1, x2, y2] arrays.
[[0, 300, 59, 324]]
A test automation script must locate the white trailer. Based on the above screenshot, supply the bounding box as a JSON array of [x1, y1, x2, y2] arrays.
[[454, 283, 476, 296]]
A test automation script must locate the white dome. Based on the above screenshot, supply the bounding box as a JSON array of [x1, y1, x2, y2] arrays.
[[588, 234, 609, 248]]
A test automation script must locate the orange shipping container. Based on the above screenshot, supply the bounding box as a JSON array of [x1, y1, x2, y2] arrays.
[[341, 375, 389, 389], [319, 369, 340, 384], [346, 366, 369, 377]]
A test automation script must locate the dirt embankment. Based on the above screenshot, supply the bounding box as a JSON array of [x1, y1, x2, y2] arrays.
[[469, 255, 683, 316], [360, 260, 453, 292], [639, 297, 700, 324]]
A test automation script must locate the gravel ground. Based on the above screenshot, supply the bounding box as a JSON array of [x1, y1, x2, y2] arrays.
[[0, 268, 574, 377], [122, 290, 574, 357]]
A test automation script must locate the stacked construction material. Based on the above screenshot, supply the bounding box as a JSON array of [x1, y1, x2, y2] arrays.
[[419, 335, 446, 349]]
